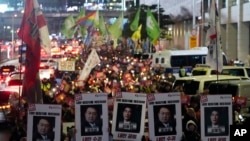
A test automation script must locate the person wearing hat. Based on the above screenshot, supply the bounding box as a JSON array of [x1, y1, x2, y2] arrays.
[[182, 120, 201, 141]]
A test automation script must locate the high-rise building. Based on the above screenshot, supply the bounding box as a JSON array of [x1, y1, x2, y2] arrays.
[[0, 0, 139, 13]]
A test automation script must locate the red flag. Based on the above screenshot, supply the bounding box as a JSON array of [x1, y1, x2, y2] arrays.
[[18, 0, 49, 103], [205, 0, 218, 44], [205, 0, 223, 72]]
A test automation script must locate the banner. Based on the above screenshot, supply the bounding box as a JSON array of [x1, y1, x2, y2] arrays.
[[58, 60, 75, 71], [147, 93, 182, 141], [112, 92, 147, 141], [27, 104, 62, 141], [200, 95, 232, 141], [75, 93, 109, 141], [78, 49, 100, 86]]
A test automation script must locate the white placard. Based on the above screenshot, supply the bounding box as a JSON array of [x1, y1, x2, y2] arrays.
[[75, 93, 109, 141], [147, 93, 182, 141], [200, 95, 232, 141], [27, 104, 62, 141], [58, 60, 75, 71], [112, 92, 147, 141]]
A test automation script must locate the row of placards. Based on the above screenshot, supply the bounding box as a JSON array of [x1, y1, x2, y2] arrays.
[[27, 93, 232, 141]]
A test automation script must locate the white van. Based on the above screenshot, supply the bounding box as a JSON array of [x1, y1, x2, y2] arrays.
[[151, 47, 228, 78], [173, 75, 242, 96], [221, 66, 250, 79]]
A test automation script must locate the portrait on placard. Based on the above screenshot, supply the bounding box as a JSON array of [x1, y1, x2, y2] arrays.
[[204, 107, 229, 136], [115, 103, 142, 133], [80, 104, 103, 136], [32, 116, 55, 141], [153, 104, 177, 136]]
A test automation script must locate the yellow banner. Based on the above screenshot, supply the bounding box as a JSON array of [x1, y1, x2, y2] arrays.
[[189, 36, 197, 48]]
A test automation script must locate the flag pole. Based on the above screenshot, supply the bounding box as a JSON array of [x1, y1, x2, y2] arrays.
[[157, 0, 161, 51]]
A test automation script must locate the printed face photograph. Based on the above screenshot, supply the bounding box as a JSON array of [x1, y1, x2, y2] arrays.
[[115, 103, 142, 133], [80, 105, 103, 136], [153, 104, 177, 136], [32, 116, 55, 141], [204, 107, 229, 136]]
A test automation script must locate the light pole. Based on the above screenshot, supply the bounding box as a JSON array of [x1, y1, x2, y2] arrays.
[[11, 14, 17, 59]]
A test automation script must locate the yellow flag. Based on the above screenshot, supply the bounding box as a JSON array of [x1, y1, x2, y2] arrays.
[[131, 24, 142, 41]]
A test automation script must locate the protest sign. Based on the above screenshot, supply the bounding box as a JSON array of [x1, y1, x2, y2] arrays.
[[200, 95, 232, 141], [147, 93, 182, 141], [27, 104, 62, 141], [75, 93, 109, 141], [112, 92, 147, 141]]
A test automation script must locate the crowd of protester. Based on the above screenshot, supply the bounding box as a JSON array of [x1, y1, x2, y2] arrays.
[[1, 41, 248, 141]]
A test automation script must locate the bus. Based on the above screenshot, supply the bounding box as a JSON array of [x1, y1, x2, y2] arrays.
[[151, 47, 228, 77]]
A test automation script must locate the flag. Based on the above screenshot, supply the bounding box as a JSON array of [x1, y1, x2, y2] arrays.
[[17, 0, 49, 103], [205, 0, 223, 72], [98, 13, 108, 36], [130, 7, 140, 31], [75, 8, 85, 22], [77, 49, 101, 86], [76, 11, 97, 28], [131, 24, 142, 41], [61, 15, 77, 38], [108, 12, 124, 40], [146, 8, 161, 43]]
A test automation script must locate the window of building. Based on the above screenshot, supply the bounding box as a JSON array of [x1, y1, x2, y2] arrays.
[[222, 0, 226, 8], [232, 0, 237, 6], [244, 0, 250, 3], [203, 0, 209, 12]]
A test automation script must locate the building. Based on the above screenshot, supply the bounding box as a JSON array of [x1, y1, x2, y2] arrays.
[[149, 0, 250, 63]]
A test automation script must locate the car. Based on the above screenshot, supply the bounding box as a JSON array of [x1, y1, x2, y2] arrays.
[[39, 64, 55, 79], [173, 75, 243, 96], [5, 72, 24, 87], [40, 58, 58, 69], [0, 86, 22, 121], [0, 65, 16, 81], [191, 64, 218, 76], [221, 66, 250, 79]]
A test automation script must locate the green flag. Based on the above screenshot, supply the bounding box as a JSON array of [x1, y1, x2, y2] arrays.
[[99, 13, 108, 36], [108, 12, 124, 39], [94, 10, 99, 27], [146, 8, 161, 43], [130, 7, 140, 31], [61, 15, 76, 38]]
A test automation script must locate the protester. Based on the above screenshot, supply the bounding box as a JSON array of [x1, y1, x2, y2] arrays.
[[182, 120, 201, 141]]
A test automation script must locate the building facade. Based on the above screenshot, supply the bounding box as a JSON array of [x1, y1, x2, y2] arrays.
[[159, 0, 250, 63]]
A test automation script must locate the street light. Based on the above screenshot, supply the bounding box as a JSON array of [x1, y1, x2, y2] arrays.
[[11, 14, 17, 59]]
